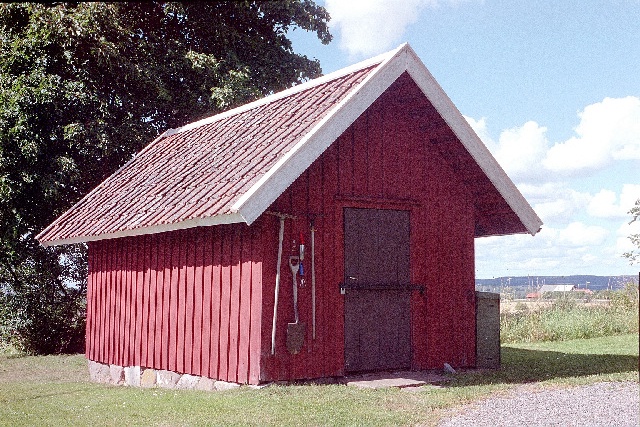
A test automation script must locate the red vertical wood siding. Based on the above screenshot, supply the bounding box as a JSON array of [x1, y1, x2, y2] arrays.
[[248, 225, 263, 384], [86, 72, 483, 384], [153, 234, 164, 368], [200, 228, 212, 377], [86, 223, 263, 384], [85, 246, 95, 358], [218, 230, 231, 380], [259, 73, 477, 381], [161, 234, 171, 370], [208, 230, 222, 378], [191, 230, 204, 376]]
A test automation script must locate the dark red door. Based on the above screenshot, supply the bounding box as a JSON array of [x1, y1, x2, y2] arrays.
[[343, 208, 411, 372]]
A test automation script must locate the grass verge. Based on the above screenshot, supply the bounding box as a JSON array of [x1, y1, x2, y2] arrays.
[[0, 334, 637, 426]]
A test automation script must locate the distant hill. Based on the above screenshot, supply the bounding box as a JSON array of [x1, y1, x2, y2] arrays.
[[475, 275, 637, 295]]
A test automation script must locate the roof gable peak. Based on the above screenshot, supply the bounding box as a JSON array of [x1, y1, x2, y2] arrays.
[[166, 44, 410, 138]]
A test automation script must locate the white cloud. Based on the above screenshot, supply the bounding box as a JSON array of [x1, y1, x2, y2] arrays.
[[465, 116, 494, 149], [556, 222, 609, 247], [588, 184, 640, 219], [475, 183, 639, 275], [516, 182, 590, 224], [620, 185, 640, 215], [325, 0, 439, 57], [467, 118, 551, 183], [475, 222, 613, 277], [467, 97, 640, 185], [494, 121, 550, 182], [615, 218, 640, 255], [534, 195, 590, 225], [588, 189, 619, 218], [543, 96, 640, 173]]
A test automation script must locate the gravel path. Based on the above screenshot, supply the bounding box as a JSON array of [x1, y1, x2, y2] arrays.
[[439, 381, 639, 427]]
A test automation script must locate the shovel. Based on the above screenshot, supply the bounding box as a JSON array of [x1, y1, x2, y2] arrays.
[[286, 256, 305, 354]]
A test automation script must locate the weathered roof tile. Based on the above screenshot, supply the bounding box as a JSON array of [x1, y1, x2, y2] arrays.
[[38, 63, 378, 245]]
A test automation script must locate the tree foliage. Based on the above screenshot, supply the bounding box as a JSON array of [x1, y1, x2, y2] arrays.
[[0, 1, 331, 354], [623, 198, 640, 265]]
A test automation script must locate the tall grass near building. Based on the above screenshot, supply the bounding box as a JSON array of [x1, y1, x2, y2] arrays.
[[501, 283, 639, 343]]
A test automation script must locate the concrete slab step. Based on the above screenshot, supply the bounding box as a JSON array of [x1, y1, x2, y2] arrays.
[[345, 370, 447, 389]]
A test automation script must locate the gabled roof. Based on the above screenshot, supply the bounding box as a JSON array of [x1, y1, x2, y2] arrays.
[[37, 43, 542, 246]]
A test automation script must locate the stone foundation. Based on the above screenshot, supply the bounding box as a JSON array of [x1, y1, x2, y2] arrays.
[[88, 360, 242, 391]]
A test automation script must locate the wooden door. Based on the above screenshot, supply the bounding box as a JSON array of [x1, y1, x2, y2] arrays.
[[343, 208, 411, 372]]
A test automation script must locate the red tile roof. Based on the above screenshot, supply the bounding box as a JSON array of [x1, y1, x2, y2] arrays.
[[37, 64, 376, 245], [38, 44, 542, 246]]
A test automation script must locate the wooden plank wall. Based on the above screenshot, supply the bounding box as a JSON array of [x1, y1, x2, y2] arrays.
[[86, 73, 479, 385], [86, 223, 263, 384], [260, 73, 476, 381]]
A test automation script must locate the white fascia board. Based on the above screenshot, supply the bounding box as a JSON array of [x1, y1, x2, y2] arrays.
[[232, 45, 411, 225], [40, 212, 245, 247], [403, 47, 543, 236], [166, 46, 407, 138]]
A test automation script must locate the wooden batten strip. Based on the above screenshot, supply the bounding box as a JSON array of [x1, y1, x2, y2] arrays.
[[140, 237, 149, 366], [201, 228, 213, 378], [248, 226, 262, 384], [176, 232, 188, 374], [86, 247, 95, 359], [218, 229, 232, 381], [228, 229, 242, 383], [185, 229, 196, 374], [123, 240, 132, 365], [159, 234, 170, 370], [209, 229, 222, 379], [134, 237, 144, 365], [99, 243, 108, 362], [237, 233, 252, 384], [168, 235, 180, 372], [153, 233, 164, 368], [192, 230, 205, 376]]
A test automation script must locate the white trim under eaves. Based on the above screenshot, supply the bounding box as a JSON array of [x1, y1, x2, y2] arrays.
[[232, 44, 411, 225], [39, 211, 245, 247], [403, 46, 543, 236], [165, 46, 406, 138]]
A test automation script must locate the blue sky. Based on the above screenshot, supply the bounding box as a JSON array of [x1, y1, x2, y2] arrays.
[[289, 0, 640, 278]]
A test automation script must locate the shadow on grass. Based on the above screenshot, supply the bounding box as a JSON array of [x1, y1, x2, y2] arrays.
[[448, 347, 639, 387], [2, 385, 98, 404]]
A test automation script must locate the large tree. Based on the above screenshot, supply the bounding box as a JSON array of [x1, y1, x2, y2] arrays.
[[0, 1, 331, 354]]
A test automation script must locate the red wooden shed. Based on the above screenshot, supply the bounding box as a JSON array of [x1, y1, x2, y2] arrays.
[[38, 44, 542, 386]]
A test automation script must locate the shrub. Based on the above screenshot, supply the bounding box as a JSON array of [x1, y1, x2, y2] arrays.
[[0, 292, 13, 351], [5, 288, 86, 355], [501, 286, 639, 344], [0, 244, 87, 355], [514, 302, 529, 312], [609, 282, 639, 311]]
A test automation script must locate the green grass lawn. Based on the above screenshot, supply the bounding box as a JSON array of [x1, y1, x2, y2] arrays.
[[1, 334, 638, 427]]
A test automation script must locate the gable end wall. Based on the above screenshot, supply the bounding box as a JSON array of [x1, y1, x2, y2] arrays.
[[260, 75, 477, 381]]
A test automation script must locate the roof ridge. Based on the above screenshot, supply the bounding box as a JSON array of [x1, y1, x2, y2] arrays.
[[164, 45, 405, 138]]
